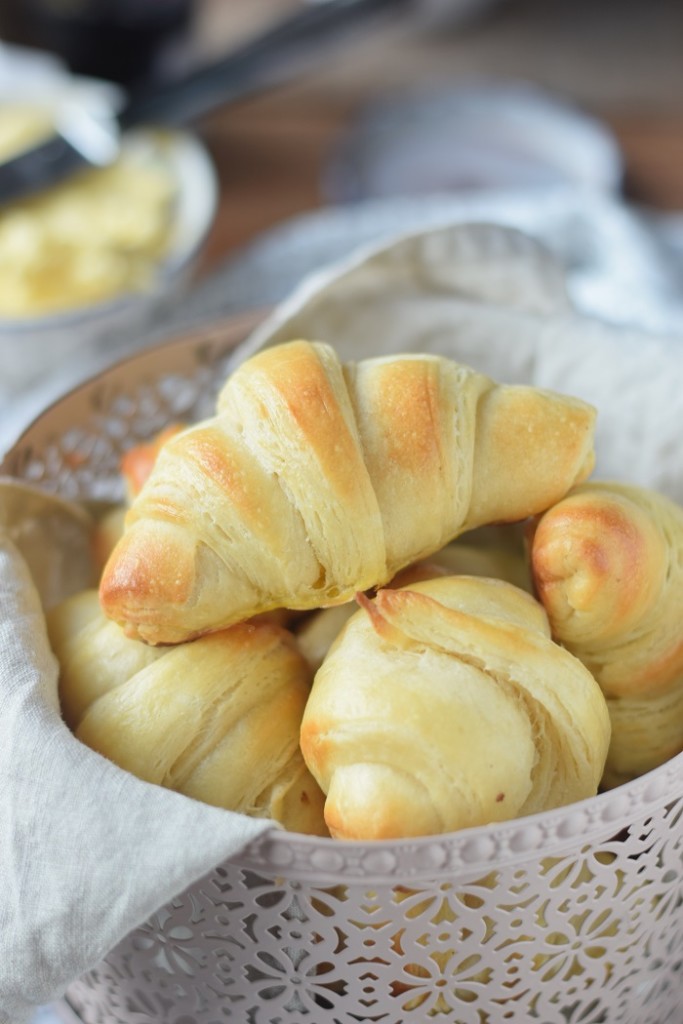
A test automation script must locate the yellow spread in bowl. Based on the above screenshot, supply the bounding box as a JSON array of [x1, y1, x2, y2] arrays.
[[0, 104, 177, 317]]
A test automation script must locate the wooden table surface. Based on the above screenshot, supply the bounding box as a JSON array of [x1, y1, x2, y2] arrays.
[[188, 0, 683, 278]]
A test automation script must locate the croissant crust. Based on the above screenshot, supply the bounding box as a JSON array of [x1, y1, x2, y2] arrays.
[[530, 481, 683, 786], [300, 575, 610, 841], [100, 341, 596, 645], [48, 590, 328, 835]]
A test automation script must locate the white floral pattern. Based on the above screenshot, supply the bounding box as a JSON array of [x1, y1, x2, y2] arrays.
[[67, 792, 683, 1024]]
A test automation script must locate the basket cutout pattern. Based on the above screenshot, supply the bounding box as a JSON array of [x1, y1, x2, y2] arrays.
[[66, 794, 682, 1024], [1, 327, 240, 500]]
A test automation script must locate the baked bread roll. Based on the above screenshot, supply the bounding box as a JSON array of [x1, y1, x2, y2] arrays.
[[120, 423, 185, 500], [529, 482, 683, 787], [296, 525, 532, 672], [100, 340, 596, 645], [300, 576, 610, 840], [47, 590, 327, 835]]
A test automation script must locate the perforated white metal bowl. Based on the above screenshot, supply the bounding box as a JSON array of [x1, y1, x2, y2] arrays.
[[3, 318, 681, 1024]]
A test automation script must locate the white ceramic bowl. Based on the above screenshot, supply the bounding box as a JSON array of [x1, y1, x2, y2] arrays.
[[0, 126, 218, 400]]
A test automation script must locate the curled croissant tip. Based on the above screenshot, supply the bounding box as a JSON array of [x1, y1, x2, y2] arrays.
[[355, 590, 378, 621], [356, 590, 411, 648]]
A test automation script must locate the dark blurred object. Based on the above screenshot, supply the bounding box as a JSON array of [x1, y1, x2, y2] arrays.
[[0, 0, 195, 86], [416, 0, 505, 27], [0, 0, 409, 204]]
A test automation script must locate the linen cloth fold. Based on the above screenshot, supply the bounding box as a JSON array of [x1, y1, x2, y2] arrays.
[[0, 539, 270, 1024], [240, 222, 683, 503], [1, 219, 682, 1024]]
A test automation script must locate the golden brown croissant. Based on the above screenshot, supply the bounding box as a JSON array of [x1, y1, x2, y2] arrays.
[[529, 481, 683, 787], [90, 505, 298, 630], [299, 575, 610, 840], [296, 525, 532, 672], [47, 590, 328, 835], [100, 339, 596, 645]]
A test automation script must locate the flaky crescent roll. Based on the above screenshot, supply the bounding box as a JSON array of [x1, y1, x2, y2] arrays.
[[100, 340, 596, 645], [300, 576, 610, 840], [296, 525, 532, 673], [47, 590, 327, 835], [530, 482, 683, 787]]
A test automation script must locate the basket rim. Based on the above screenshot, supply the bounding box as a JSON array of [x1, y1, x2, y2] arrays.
[[232, 750, 683, 882], [4, 314, 681, 884], [1, 310, 264, 469]]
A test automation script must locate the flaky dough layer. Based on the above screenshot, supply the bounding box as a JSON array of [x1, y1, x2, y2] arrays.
[[48, 589, 327, 835], [100, 340, 596, 645], [300, 576, 610, 841], [531, 481, 683, 786]]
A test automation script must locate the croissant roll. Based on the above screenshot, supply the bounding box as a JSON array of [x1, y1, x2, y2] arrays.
[[120, 423, 186, 500], [100, 340, 596, 645], [47, 590, 328, 836], [529, 482, 683, 786], [296, 525, 531, 673], [299, 576, 610, 841]]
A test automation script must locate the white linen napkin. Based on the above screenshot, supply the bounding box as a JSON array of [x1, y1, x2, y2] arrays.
[[1, 221, 682, 1024], [240, 222, 683, 503], [0, 540, 271, 1024]]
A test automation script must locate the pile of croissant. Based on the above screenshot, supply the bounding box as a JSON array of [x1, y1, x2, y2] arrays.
[[47, 340, 683, 840]]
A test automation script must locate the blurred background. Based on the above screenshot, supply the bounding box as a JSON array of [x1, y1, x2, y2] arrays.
[[188, 0, 683, 244], [0, 0, 681, 263], [1, 0, 683, 443], [2, 0, 681, 244]]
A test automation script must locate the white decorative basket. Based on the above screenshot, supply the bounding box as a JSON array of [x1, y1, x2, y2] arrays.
[[3, 318, 682, 1024]]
